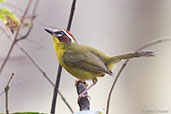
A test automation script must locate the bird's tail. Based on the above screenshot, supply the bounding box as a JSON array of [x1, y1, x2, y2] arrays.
[[107, 50, 157, 69]]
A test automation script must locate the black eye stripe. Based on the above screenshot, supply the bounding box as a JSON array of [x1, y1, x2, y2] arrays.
[[55, 31, 65, 37]]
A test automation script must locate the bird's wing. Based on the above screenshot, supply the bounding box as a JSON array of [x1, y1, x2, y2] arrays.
[[62, 51, 112, 75]]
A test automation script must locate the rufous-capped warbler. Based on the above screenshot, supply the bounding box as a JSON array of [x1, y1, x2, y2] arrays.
[[45, 28, 155, 97]]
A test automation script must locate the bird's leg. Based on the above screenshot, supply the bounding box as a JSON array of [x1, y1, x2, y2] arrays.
[[78, 82, 96, 98]]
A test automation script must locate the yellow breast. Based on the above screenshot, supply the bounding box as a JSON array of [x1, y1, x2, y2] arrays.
[[53, 36, 65, 64]]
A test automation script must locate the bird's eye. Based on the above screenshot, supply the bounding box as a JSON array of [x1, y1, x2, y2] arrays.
[[55, 31, 65, 37]]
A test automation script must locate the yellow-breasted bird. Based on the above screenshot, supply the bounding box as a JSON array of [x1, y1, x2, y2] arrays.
[[45, 28, 156, 97]]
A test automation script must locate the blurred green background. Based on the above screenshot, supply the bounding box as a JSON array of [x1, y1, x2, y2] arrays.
[[0, 0, 171, 114]]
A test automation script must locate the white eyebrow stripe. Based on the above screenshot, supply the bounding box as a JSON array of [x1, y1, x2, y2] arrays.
[[53, 29, 61, 32], [63, 30, 75, 43]]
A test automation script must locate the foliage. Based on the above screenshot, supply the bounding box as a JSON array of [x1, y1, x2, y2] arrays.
[[0, 8, 20, 33], [0, 8, 19, 24], [0, 0, 5, 2]]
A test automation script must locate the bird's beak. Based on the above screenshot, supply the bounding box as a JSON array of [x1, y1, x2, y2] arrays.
[[44, 28, 54, 35]]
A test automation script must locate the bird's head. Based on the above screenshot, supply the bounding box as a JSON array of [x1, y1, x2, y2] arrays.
[[44, 28, 76, 44]]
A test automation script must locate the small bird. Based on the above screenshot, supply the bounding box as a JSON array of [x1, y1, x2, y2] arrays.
[[45, 28, 156, 97]]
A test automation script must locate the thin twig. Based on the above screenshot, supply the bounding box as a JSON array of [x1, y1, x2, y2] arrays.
[[0, 0, 33, 76], [106, 38, 171, 114], [0, 26, 74, 113], [50, 0, 77, 114], [16, 0, 39, 42], [136, 38, 171, 51], [5, 73, 15, 114]]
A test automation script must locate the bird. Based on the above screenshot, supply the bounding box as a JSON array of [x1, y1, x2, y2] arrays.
[[44, 28, 156, 98]]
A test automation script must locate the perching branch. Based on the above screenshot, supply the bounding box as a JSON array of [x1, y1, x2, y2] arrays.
[[106, 38, 171, 114], [76, 81, 90, 111], [0, 0, 33, 76], [50, 0, 77, 114], [5, 73, 15, 114]]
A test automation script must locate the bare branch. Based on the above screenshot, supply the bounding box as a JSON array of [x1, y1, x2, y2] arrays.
[[106, 38, 171, 114], [0, 0, 33, 76], [5, 73, 15, 114], [67, 0, 76, 31]]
